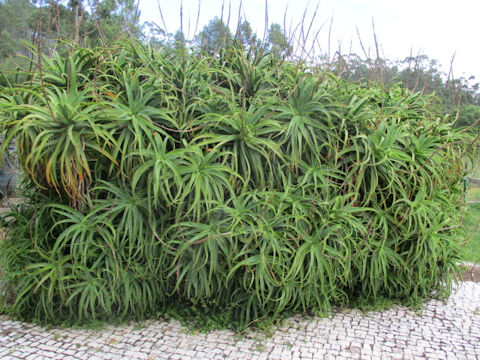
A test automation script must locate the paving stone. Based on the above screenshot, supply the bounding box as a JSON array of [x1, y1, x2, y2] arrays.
[[0, 282, 479, 359]]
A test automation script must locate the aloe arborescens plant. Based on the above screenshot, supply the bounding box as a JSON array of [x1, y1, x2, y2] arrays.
[[0, 42, 476, 327]]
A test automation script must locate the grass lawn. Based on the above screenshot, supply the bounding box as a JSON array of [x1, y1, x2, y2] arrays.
[[465, 186, 480, 202], [462, 201, 480, 263], [462, 162, 480, 263]]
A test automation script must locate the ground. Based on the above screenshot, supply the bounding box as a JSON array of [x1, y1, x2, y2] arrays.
[[459, 264, 480, 282], [0, 282, 479, 359]]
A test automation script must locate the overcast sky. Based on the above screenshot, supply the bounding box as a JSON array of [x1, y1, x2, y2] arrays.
[[139, 0, 480, 81]]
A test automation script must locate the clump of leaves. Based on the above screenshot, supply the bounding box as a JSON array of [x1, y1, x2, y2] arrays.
[[0, 41, 476, 328]]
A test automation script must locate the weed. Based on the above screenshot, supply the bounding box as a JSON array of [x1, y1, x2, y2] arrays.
[[132, 322, 147, 331]]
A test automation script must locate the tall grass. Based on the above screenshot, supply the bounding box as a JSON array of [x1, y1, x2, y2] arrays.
[[0, 41, 476, 327]]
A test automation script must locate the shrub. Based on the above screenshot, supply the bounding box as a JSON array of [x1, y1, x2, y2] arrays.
[[0, 42, 476, 327]]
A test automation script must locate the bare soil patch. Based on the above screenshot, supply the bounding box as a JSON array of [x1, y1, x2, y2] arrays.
[[458, 264, 480, 283]]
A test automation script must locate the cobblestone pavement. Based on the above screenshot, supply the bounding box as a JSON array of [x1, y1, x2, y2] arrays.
[[0, 282, 479, 360]]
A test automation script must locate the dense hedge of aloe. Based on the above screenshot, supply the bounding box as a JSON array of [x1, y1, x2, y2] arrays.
[[0, 42, 476, 326]]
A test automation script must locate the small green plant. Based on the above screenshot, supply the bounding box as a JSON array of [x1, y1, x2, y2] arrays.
[[132, 321, 147, 331], [254, 342, 266, 352], [0, 40, 476, 329]]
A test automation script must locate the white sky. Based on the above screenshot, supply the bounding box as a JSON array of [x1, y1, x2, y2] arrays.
[[139, 0, 480, 81]]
